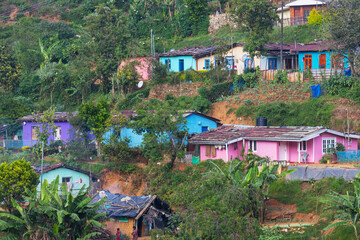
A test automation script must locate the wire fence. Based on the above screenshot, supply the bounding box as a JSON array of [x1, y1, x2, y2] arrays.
[[337, 150, 360, 163]]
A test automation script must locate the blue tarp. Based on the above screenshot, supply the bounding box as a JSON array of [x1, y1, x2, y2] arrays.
[[286, 166, 360, 181], [345, 69, 351, 77], [311, 84, 321, 98]]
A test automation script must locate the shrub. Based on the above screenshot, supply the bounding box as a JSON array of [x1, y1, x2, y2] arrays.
[[207, 81, 233, 102], [274, 69, 288, 83], [192, 96, 212, 113], [269, 179, 302, 204]]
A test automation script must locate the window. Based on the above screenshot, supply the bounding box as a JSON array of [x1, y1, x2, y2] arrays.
[[303, 10, 310, 18], [331, 54, 343, 69], [233, 143, 238, 150], [300, 141, 307, 151], [205, 145, 216, 157], [319, 54, 326, 69], [304, 55, 312, 69], [215, 57, 221, 67], [245, 58, 254, 69], [201, 126, 208, 132], [164, 59, 171, 69], [268, 58, 277, 70], [249, 141, 257, 152], [285, 58, 293, 69], [205, 59, 210, 70], [54, 126, 61, 141], [31, 126, 39, 140], [118, 217, 129, 222], [322, 138, 336, 154], [62, 177, 71, 183], [225, 56, 234, 70]]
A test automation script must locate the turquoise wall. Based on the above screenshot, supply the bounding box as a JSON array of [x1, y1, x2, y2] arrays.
[[185, 114, 218, 134], [298, 52, 349, 71], [103, 114, 219, 148], [159, 56, 196, 72], [37, 168, 90, 195]]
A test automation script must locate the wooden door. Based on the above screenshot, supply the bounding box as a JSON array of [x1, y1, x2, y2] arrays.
[[304, 55, 312, 70]]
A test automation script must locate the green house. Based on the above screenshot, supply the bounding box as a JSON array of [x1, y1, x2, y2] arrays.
[[32, 163, 99, 195]]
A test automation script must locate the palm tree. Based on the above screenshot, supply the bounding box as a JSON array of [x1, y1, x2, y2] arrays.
[[0, 176, 107, 240], [322, 176, 360, 240]]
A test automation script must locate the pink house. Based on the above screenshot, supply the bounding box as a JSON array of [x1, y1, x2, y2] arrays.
[[188, 125, 360, 163], [119, 57, 154, 82]]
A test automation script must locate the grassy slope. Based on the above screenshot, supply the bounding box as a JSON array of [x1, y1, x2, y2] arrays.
[[161, 24, 321, 51]]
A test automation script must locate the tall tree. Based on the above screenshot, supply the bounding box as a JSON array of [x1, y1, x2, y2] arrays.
[[131, 103, 188, 168], [79, 98, 111, 157], [86, 4, 131, 92], [323, 0, 360, 76], [0, 44, 21, 93], [229, 0, 278, 58]]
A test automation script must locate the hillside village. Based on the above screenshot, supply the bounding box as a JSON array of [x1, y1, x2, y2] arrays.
[[1, 0, 360, 239]]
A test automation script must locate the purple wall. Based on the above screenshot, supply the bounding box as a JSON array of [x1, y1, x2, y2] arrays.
[[22, 121, 74, 146]]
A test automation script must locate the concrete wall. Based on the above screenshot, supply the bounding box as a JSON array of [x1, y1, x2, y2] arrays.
[[196, 46, 261, 74], [159, 56, 196, 72], [199, 132, 358, 163], [185, 114, 219, 134], [298, 52, 349, 71], [37, 168, 90, 195], [22, 121, 74, 146], [119, 57, 154, 82]]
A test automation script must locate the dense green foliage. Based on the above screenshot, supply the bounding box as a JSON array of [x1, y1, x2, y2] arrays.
[[236, 98, 334, 127], [323, 75, 360, 103], [0, 159, 39, 212], [0, 176, 107, 239]]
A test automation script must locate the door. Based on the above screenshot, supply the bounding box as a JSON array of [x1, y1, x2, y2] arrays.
[[319, 54, 326, 69], [279, 142, 287, 160], [179, 59, 184, 72], [304, 55, 312, 70], [268, 58, 277, 70]]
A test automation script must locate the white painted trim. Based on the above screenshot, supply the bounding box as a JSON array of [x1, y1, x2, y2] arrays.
[[326, 129, 360, 139], [226, 144, 229, 162], [298, 142, 301, 163], [313, 138, 315, 163], [322, 137, 336, 155], [227, 137, 244, 145]]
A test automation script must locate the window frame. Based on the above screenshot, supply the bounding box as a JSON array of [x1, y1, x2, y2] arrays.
[[62, 177, 71, 183], [322, 137, 336, 154], [249, 140, 257, 152], [300, 141, 307, 151], [204, 59, 210, 70]]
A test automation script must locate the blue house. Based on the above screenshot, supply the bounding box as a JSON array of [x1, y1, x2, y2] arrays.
[[159, 47, 216, 72], [295, 42, 349, 71], [32, 163, 99, 195], [104, 110, 221, 148]]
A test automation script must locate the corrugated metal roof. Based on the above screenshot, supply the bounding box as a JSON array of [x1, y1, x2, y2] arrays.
[[189, 125, 327, 144], [31, 163, 96, 178], [17, 112, 78, 122]]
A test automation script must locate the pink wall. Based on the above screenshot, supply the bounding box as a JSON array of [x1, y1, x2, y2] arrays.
[[200, 143, 240, 162], [199, 133, 359, 163], [119, 57, 154, 82], [244, 141, 278, 161]]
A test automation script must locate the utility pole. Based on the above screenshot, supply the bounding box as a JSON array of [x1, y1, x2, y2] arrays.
[[280, 0, 284, 70], [40, 141, 44, 197]]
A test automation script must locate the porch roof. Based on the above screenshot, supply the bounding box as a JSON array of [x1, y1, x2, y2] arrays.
[[188, 125, 360, 145]]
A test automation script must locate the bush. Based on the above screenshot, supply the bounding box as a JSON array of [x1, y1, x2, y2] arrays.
[[208, 81, 233, 102], [269, 179, 302, 204], [274, 69, 288, 83]]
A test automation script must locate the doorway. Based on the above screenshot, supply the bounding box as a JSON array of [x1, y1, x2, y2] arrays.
[[279, 142, 287, 161], [179, 59, 184, 72]]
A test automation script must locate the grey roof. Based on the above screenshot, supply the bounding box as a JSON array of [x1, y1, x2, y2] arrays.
[[32, 163, 95, 178], [17, 112, 78, 122], [189, 125, 360, 145], [90, 190, 170, 219]]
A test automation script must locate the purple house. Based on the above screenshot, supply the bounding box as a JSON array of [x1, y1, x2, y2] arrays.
[[17, 112, 78, 147], [188, 125, 360, 164]]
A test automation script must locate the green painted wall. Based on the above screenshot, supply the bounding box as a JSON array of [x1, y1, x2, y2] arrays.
[[37, 168, 90, 195]]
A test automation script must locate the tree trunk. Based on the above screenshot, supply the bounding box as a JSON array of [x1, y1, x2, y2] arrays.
[[95, 140, 101, 157], [169, 152, 176, 168]]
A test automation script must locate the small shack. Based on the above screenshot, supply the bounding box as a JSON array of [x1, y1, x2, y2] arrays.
[[90, 190, 171, 237]]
